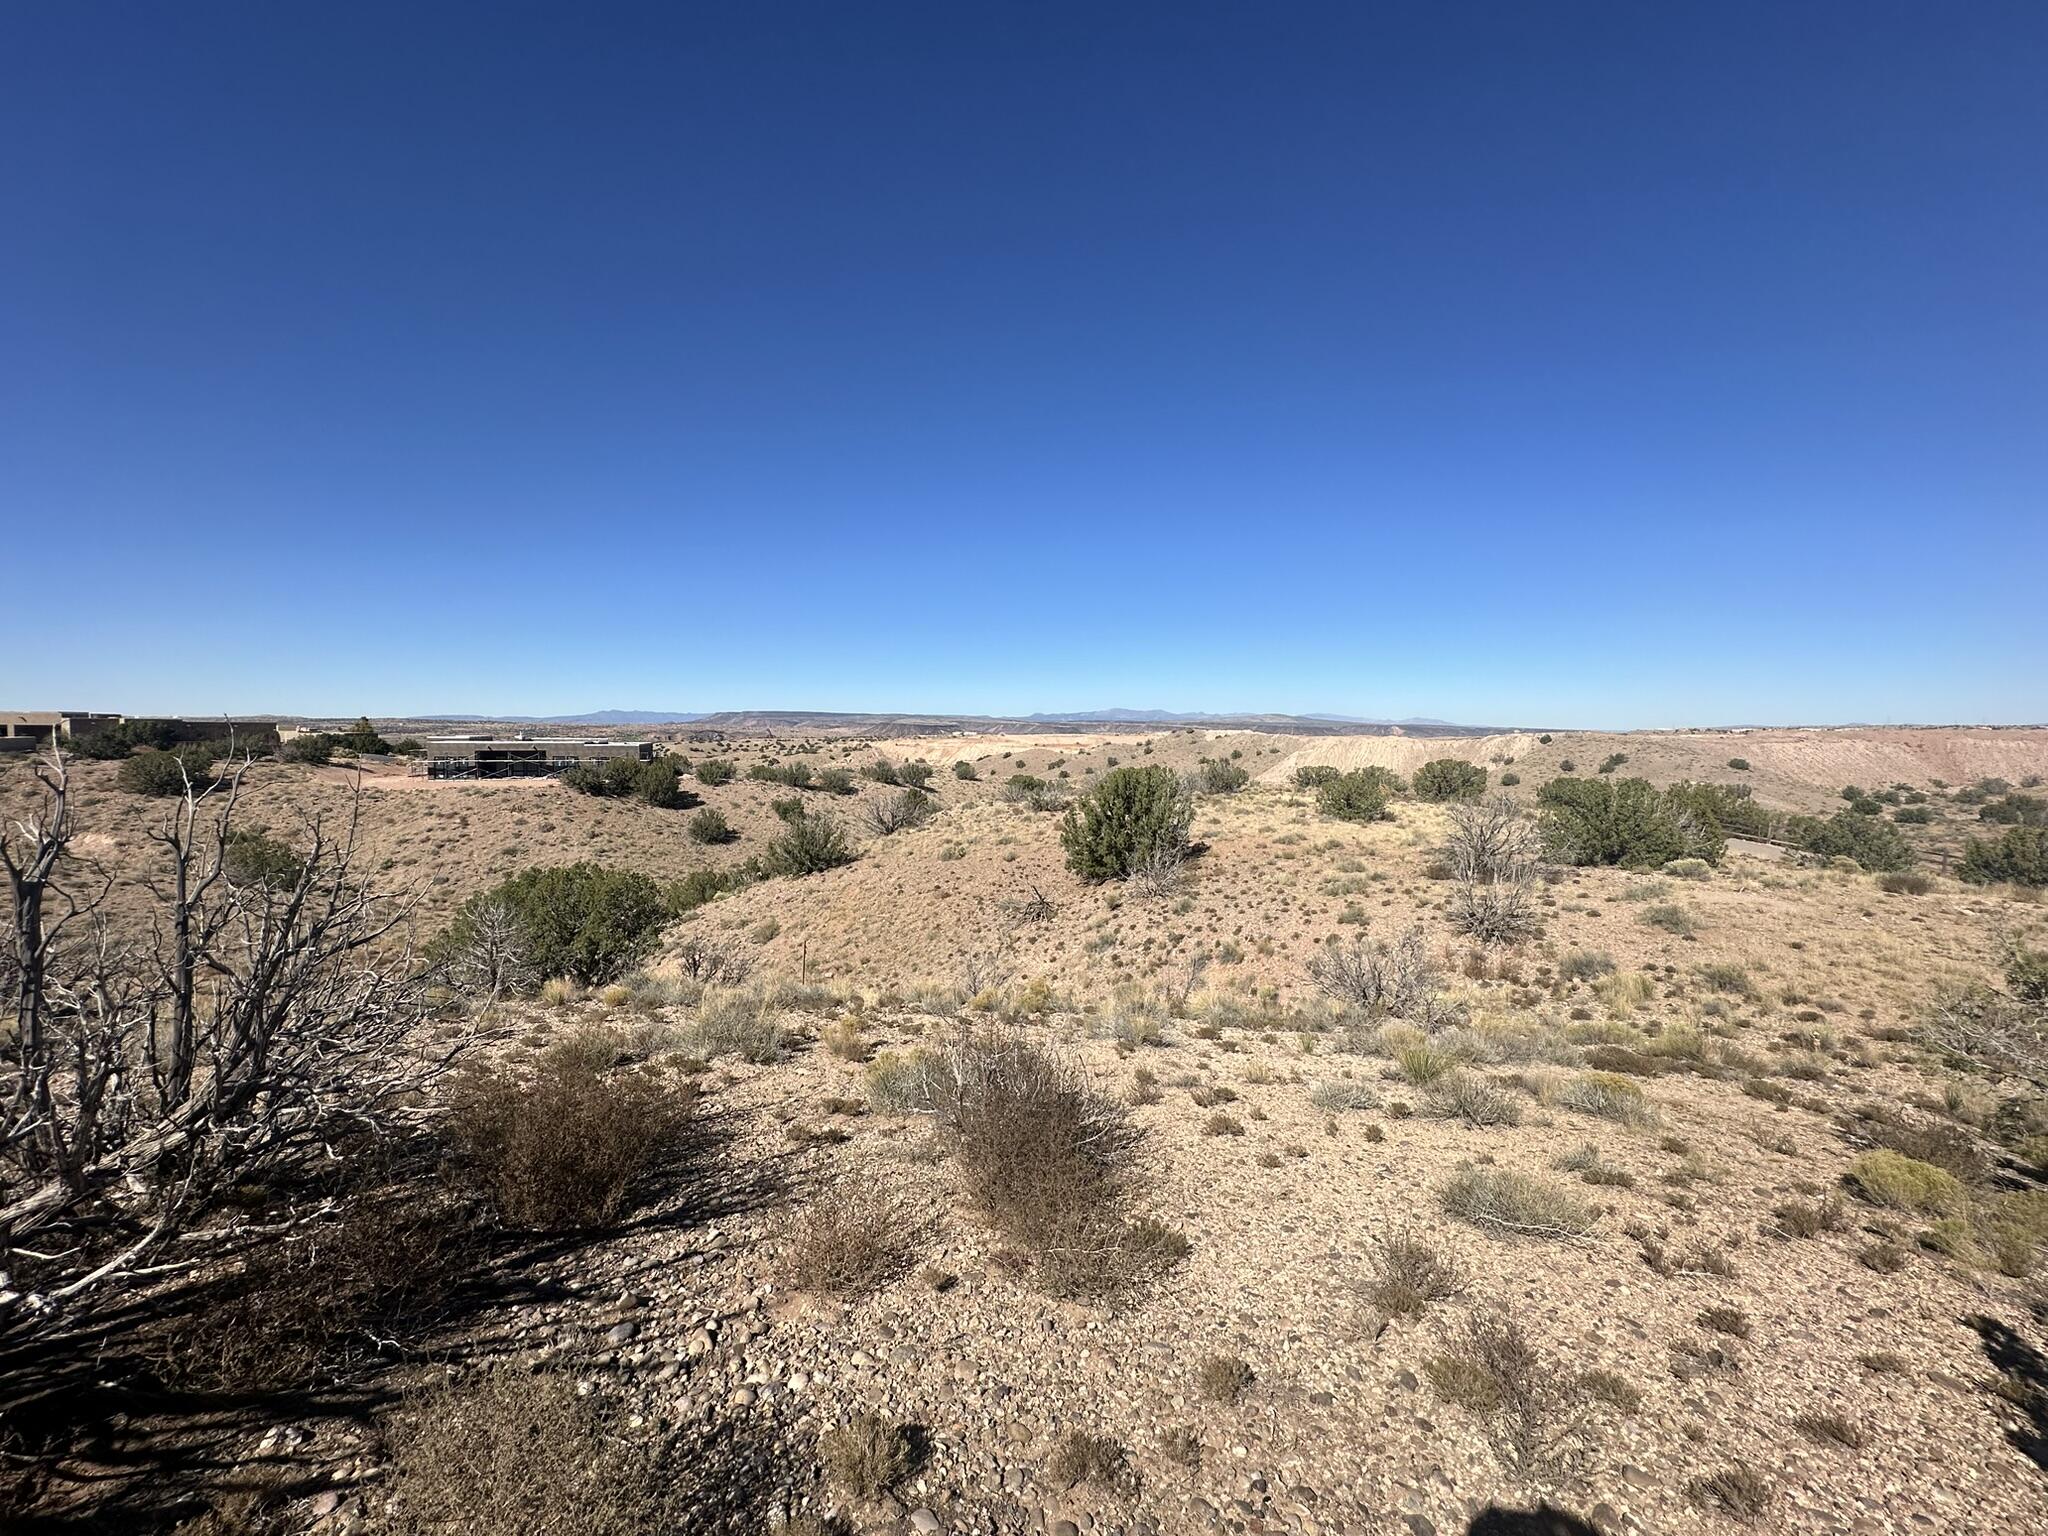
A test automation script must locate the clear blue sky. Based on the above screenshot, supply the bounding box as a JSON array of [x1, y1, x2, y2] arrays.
[[5, 3, 2043, 727]]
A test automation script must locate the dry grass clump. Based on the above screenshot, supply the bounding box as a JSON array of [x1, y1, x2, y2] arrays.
[[1047, 1429, 1130, 1491], [1772, 1194, 1848, 1238], [1361, 1230, 1468, 1316], [1560, 948, 1616, 982], [1556, 1071, 1654, 1126], [382, 1369, 672, 1536], [1843, 1149, 1966, 1215], [782, 1182, 917, 1297], [1309, 1078, 1379, 1112], [1196, 1352, 1254, 1404], [684, 989, 786, 1063], [1422, 1313, 1629, 1478], [1557, 1142, 1635, 1188], [1423, 1070, 1524, 1127], [449, 1053, 693, 1229], [1793, 1410, 1866, 1449], [1686, 1465, 1773, 1520], [863, 1047, 939, 1113], [819, 1413, 915, 1498], [930, 1031, 1181, 1297], [1440, 1166, 1599, 1240], [1697, 1304, 1752, 1338]]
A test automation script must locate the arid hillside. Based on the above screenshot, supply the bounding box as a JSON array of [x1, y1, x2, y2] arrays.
[[4, 724, 2046, 1536]]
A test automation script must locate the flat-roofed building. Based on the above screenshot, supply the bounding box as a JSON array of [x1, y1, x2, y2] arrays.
[[423, 736, 653, 778]]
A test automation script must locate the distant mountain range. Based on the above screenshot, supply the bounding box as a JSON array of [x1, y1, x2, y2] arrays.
[[384, 707, 1508, 737]]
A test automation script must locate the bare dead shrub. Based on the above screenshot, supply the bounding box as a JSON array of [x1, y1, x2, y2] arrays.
[[1423, 1312, 1625, 1479], [1, 752, 448, 1331], [1443, 796, 1543, 945], [929, 1032, 1177, 1297], [449, 1054, 693, 1229], [782, 1181, 917, 1297], [1307, 928, 1454, 1025], [675, 933, 752, 985]]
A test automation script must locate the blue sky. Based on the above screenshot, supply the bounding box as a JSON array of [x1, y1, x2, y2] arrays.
[[4, 3, 2044, 727]]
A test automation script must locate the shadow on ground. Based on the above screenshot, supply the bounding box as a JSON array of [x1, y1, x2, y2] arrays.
[[1969, 1312, 2048, 1474], [1467, 1506, 1602, 1536], [0, 1104, 792, 1533]]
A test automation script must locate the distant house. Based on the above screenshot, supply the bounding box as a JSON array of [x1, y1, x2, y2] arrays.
[[0, 712, 280, 754], [423, 737, 653, 778], [0, 711, 123, 752]]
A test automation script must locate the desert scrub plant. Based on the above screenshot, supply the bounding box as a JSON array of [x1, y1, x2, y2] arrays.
[[1557, 1071, 1654, 1126], [1058, 765, 1193, 881], [1197, 1352, 1254, 1404], [1785, 809, 1915, 873], [820, 1412, 915, 1498], [1293, 764, 1341, 789], [1190, 757, 1251, 795], [1440, 1166, 1598, 1239], [692, 757, 736, 785], [687, 807, 737, 844], [1412, 758, 1488, 802], [863, 1048, 939, 1113], [866, 787, 937, 835], [1047, 1429, 1131, 1491], [1959, 824, 2048, 887], [1307, 928, 1452, 1023], [1317, 768, 1397, 822], [1361, 1229, 1467, 1316], [1422, 1312, 1622, 1479], [1424, 1069, 1523, 1126], [384, 1367, 678, 1535], [435, 862, 668, 988], [951, 758, 979, 780], [1537, 776, 1723, 868], [782, 1182, 916, 1297], [1309, 1078, 1379, 1112], [929, 1032, 1177, 1297], [117, 744, 222, 796], [761, 808, 856, 876], [1843, 1150, 1965, 1215], [449, 1052, 693, 1229]]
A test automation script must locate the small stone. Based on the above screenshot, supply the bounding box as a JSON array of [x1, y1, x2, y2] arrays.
[[605, 1321, 638, 1346], [910, 1510, 943, 1534]]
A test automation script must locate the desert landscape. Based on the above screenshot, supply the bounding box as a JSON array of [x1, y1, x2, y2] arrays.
[[5, 718, 2047, 1535], [10, 6, 2046, 1534]]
